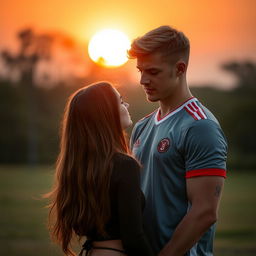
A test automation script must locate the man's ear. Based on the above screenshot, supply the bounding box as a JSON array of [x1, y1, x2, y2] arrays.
[[176, 61, 186, 75]]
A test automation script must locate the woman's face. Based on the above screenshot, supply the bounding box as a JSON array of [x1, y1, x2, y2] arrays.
[[113, 88, 132, 129]]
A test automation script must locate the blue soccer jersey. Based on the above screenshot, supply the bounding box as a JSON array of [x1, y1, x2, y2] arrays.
[[130, 97, 228, 255]]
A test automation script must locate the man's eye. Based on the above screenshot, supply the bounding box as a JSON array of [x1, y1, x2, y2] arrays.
[[149, 70, 159, 75]]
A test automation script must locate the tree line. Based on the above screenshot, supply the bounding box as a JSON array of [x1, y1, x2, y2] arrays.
[[0, 28, 255, 169]]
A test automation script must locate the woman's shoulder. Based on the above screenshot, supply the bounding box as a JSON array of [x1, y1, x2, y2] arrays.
[[113, 152, 139, 166], [112, 153, 141, 180]]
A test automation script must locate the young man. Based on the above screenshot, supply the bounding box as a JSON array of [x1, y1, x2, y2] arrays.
[[128, 26, 228, 256]]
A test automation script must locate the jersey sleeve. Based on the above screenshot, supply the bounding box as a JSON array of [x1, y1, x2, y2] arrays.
[[117, 158, 155, 256], [183, 119, 228, 178]]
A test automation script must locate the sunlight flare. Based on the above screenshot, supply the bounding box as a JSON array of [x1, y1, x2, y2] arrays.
[[88, 29, 130, 68]]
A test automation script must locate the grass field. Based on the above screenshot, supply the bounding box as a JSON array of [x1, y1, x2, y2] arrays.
[[0, 166, 256, 256]]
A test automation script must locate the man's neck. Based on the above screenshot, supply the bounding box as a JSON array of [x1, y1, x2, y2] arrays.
[[159, 87, 193, 118]]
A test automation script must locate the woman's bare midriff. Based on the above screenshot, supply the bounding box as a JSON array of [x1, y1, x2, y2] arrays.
[[89, 239, 127, 256]]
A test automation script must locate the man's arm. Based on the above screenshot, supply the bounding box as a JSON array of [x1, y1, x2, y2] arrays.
[[158, 176, 225, 256]]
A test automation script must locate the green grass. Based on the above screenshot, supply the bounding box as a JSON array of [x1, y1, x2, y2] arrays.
[[0, 166, 255, 256], [0, 165, 62, 256], [214, 171, 256, 255]]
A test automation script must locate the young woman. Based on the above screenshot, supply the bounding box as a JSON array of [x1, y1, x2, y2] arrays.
[[46, 82, 154, 256]]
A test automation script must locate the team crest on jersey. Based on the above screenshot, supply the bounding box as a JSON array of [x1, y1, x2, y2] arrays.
[[157, 138, 170, 153], [134, 138, 141, 147]]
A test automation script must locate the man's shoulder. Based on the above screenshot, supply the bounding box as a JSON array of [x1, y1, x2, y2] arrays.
[[183, 117, 227, 148], [181, 99, 219, 126], [134, 109, 157, 128], [171, 99, 224, 142]]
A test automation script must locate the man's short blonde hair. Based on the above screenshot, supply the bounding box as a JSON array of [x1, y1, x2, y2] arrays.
[[128, 25, 190, 63]]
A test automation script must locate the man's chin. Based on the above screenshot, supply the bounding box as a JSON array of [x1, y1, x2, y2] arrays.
[[146, 96, 158, 102]]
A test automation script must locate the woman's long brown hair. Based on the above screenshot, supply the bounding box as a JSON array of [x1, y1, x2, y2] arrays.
[[46, 82, 129, 255]]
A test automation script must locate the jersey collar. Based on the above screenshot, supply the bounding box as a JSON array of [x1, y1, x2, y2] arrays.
[[154, 97, 197, 125]]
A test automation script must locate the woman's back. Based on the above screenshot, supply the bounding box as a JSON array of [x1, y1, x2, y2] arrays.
[[85, 153, 154, 256]]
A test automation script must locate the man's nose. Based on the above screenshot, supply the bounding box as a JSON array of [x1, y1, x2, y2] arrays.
[[140, 72, 150, 85]]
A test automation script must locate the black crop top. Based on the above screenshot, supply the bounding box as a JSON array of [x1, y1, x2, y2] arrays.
[[87, 153, 155, 256]]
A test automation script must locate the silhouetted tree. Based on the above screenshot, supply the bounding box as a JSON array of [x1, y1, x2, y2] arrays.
[[1, 26, 86, 165], [222, 61, 256, 89], [1, 28, 53, 85], [1, 28, 54, 165]]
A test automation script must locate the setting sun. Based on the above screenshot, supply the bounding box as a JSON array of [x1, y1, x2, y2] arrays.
[[88, 29, 131, 68]]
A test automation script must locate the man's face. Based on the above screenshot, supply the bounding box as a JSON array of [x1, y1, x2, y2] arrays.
[[136, 52, 178, 102]]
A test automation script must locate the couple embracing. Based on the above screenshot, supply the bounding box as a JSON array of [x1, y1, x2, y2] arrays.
[[46, 26, 227, 256]]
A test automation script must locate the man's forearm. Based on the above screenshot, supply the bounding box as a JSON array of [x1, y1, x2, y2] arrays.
[[158, 208, 217, 256]]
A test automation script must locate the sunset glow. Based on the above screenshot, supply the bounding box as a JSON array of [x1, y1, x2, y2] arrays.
[[88, 29, 131, 68], [1, 0, 256, 86]]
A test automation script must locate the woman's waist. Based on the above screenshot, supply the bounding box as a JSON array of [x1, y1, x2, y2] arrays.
[[92, 239, 124, 250]]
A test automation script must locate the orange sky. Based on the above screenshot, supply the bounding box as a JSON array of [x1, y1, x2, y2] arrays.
[[1, 0, 256, 88]]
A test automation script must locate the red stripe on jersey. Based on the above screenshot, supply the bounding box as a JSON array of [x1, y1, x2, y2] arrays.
[[156, 97, 195, 121], [184, 106, 199, 120], [185, 168, 226, 178], [189, 102, 197, 111], [184, 101, 208, 121], [187, 103, 202, 120], [191, 102, 204, 119], [192, 101, 207, 119], [157, 110, 161, 121]]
